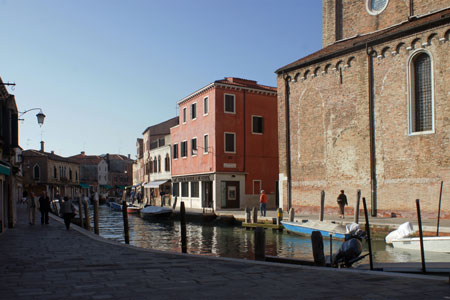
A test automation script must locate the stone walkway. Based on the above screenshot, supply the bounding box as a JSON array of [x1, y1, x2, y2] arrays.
[[0, 207, 449, 300]]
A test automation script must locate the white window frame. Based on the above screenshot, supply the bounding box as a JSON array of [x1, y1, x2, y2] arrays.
[[182, 107, 187, 124], [253, 180, 262, 195], [203, 134, 209, 154], [224, 132, 236, 153], [191, 102, 197, 120], [407, 49, 435, 136], [224, 94, 236, 114], [181, 140, 188, 158], [251, 115, 264, 135], [173, 143, 179, 160], [191, 137, 197, 156], [203, 96, 209, 116], [366, 0, 389, 16]]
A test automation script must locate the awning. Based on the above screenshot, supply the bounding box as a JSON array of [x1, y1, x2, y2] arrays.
[[80, 183, 90, 189], [0, 164, 11, 176], [101, 185, 113, 189], [116, 185, 126, 190], [143, 180, 168, 188]]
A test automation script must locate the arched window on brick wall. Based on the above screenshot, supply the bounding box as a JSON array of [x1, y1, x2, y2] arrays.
[[33, 164, 40, 180], [409, 51, 434, 134]]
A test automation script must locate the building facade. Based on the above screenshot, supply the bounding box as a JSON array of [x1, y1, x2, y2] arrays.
[[69, 151, 108, 197], [171, 77, 278, 210], [276, 0, 450, 218], [0, 77, 21, 231], [22, 147, 80, 200]]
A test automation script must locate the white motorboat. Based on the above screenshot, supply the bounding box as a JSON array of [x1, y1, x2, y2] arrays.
[[391, 236, 450, 253]]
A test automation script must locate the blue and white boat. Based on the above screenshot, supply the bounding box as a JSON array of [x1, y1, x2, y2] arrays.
[[109, 202, 122, 211], [281, 220, 350, 240]]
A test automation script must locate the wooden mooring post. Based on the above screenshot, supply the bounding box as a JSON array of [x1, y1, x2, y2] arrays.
[[362, 197, 373, 270], [254, 227, 265, 261], [83, 199, 90, 231], [311, 231, 325, 266], [354, 189, 361, 224], [245, 207, 251, 223], [93, 198, 99, 235], [416, 199, 426, 273], [252, 207, 258, 224], [122, 201, 130, 244], [289, 207, 295, 222], [78, 198, 84, 228], [180, 201, 187, 253], [320, 190, 325, 221], [276, 208, 283, 226]]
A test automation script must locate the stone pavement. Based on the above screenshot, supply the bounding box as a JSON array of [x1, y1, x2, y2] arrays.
[[0, 207, 449, 300]]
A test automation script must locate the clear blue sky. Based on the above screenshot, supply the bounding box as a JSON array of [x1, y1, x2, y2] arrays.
[[1, 0, 322, 158]]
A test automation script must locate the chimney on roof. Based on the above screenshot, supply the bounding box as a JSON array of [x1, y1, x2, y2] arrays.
[[81, 151, 85, 156], [224, 77, 257, 85], [40, 141, 45, 152], [128, 154, 130, 159], [51, 151, 54, 155]]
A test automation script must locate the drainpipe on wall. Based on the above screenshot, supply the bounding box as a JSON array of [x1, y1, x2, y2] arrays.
[[282, 73, 292, 211], [366, 44, 377, 217]]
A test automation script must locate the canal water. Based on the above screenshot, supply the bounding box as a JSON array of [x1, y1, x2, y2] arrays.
[[93, 205, 449, 264]]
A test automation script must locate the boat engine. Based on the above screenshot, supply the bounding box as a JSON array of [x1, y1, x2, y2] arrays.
[[332, 229, 367, 268]]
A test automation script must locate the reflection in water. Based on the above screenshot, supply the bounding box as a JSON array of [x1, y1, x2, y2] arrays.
[[93, 206, 449, 263]]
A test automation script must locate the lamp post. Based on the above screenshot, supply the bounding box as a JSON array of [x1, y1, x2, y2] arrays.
[[19, 108, 46, 127]]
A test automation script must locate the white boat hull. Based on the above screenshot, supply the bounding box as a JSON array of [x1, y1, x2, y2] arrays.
[[391, 236, 450, 253]]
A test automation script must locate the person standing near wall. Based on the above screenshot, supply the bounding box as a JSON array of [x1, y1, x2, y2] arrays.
[[259, 190, 268, 217], [38, 191, 51, 225], [337, 190, 348, 219], [27, 192, 36, 225], [60, 196, 75, 230]]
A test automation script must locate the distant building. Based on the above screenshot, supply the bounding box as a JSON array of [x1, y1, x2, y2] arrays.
[[69, 151, 108, 196], [140, 117, 179, 205], [133, 138, 144, 186], [0, 77, 20, 231], [22, 144, 80, 201], [102, 153, 134, 197], [276, 1, 450, 218], [170, 77, 278, 210]]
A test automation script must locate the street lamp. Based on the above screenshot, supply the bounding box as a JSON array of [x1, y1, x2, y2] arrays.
[[19, 108, 46, 127]]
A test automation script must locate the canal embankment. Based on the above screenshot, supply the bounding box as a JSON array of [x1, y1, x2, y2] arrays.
[[1, 206, 448, 300]]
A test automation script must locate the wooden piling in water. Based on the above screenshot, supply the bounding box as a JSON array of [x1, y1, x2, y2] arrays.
[[180, 201, 187, 253], [83, 199, 90, 231], [362, 197, 373, 270], [354, 189, 361, 224], [94, 199, 99, 235], [416, 199, 426, 273], [122, 201, 129, 244], [320, 190, 325, 221], [78, 199, 84, 228], [254, 227, 265, 261], [276, 208, 283, 226], [311, 231, 325, 266], [252, 207, 258, 224], [289, 207, 295, 222], [245, 207, 251, 223]]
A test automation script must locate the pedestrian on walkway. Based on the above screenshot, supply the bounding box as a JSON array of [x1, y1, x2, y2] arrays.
[[259, 190, 267, 217], [21, 190, 28, 206], [60, 196, 75, 230], [39, 191, 51, 225], [27, 192, 36, 225], [337, 190, 348, 219]]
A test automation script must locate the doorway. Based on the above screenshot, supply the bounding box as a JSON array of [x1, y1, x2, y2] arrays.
[[224, 181, 239, 208], [202, 181, 213, 208]]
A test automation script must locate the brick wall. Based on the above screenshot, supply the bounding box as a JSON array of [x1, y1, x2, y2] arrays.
[[323, 0, 450, 47], [279, 25, 450, 218]]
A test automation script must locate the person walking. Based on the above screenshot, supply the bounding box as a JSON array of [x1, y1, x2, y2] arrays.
[[337, 190, 348, 219], [38, 191, 51, 224], [259, 190, 268, 217], [60, 196, 75, 230], [27, 192, 36, 225]]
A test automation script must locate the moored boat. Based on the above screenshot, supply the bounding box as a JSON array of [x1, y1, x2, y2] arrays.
[[281, 220, 350, 240], [126, 205, 141, 214], [109, 202, 122, 211], [391, 236, 450, 253], [140, 206, 173, 220]]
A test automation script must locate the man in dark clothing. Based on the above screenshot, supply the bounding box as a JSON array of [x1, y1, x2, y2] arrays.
[[39, 191, 51, 224], [337, 190, 348, 219]]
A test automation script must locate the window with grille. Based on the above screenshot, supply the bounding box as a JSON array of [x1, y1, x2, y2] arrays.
[[410, 52, 433, 133]]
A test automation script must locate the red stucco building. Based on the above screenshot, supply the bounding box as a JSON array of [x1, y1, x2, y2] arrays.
[[170, 77, 278, 210]]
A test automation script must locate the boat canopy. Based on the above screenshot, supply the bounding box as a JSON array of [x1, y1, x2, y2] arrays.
[[143, 180, 168, 188]]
